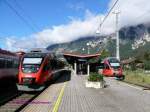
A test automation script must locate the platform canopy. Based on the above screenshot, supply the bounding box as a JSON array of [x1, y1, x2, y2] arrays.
[[63, 52, 101, 75], [63, 52, 101, 64]]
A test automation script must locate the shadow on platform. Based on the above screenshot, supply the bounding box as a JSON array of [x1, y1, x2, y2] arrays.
[[52, 69, 71, 84]]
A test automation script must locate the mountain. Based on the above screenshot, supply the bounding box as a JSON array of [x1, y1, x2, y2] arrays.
[[119, 24, 150, 49], [47, 37, 103, 54], [47, 24, 150, 59]]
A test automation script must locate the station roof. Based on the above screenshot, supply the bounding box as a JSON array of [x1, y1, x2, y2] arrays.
[[63, 52, 100, 58], [63, 52, 101, 63]]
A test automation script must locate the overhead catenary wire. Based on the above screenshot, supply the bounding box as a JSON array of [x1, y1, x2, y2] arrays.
[[3, 0, 48, 46], [97, 0, 119, 32], [13, 0, 41, 31], [3, 0, 37, 32]]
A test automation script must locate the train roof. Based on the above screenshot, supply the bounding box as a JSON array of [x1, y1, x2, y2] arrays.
[[23, 48, 57, 58], [24, 53, 48, 58], [102, 57, 119, 63], [28, 48, 52, 53], [0, 49, 17, 57], [105, 57, 118, 60]]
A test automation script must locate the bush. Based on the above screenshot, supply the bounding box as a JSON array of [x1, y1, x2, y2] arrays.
[[144, 60, 150, 70], [88, 72, 103, 82]]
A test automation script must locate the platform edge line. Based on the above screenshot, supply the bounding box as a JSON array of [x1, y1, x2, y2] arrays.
[[52, 82, 67, 112]]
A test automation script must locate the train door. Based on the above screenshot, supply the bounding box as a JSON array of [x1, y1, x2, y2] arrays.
[[42, 58, 53, 81]]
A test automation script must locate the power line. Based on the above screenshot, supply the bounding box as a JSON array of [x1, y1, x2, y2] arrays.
[[97, 0, 119, 32], [3, 0, 37, 32], [3, 0, 48, 46], [13, 0, 41, 31]]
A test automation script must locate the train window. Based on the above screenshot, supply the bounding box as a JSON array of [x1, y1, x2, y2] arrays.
[[23, 58, 43, 65], [0, 57, 18, 69], [98, 63, 104, 69], [48, 63, 52, 69], [43, 64, 49, 71], [109, 58, 119, 63], [6, 59, 13, 68], [50, 59, 56, 70], [13, 60, 19, 68], [0, 58, 5, 68]]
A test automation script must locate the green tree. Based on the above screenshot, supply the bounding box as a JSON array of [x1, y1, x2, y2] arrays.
[[100, 49, 110, 60], [144, 52, 150, 60], [144, 60, 150, 70]]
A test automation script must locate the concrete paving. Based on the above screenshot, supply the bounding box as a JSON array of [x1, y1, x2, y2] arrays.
[[22, 70, 150, 112], [59, 73, 150, 112]]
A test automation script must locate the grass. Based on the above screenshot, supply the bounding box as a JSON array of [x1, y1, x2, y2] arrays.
[[124, 70, 150, 86]]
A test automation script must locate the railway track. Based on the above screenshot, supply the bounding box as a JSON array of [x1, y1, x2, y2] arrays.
[[0, 69, 70, 112], [0, 91, 41, 112]]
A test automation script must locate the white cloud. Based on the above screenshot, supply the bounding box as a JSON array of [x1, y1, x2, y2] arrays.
[[67, 2, 85, 11], [5, 10, 103, 51], [4, 0, 150, 51], [109, 0, 150, 27]]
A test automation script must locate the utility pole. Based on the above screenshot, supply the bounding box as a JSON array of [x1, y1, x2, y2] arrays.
[[86, 43, 90, 76], [113, 11, 120, 60]]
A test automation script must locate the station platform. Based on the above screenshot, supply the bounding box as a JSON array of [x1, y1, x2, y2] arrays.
[[58, 72, 102, 112], [22, 69, 105, 112], [22, 69, 150, 112]]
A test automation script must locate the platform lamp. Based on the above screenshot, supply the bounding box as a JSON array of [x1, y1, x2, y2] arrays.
[[82, 48, 85, 54], [86, 42, 90, 76]]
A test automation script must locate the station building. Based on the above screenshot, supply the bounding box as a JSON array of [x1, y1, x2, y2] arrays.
[[63, 52, 101, 75]]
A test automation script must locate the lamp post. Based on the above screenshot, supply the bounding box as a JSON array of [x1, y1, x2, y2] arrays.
[[82, 48, 85, 54], [113, 11, 120, 60], [86, 42, 90, 76], [86, 43, 90, 54]]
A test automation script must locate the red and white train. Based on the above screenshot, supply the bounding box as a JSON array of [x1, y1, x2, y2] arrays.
[[17, 49, 65, 91], [98, 57, 124, 80]]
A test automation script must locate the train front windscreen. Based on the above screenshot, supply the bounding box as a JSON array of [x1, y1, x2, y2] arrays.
[[22, 57, 43, 73], [110, 63, 120, 69], [108, 58, 120, 69]]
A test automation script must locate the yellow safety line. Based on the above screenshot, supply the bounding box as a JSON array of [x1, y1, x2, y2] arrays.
[[52, 82, 67, 112]]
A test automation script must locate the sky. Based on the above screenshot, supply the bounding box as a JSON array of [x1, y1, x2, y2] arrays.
[[0, 0, 150, 51]]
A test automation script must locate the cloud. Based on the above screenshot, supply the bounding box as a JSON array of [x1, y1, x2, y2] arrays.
[[4, 0, 150, 51], [109, 0, 150, 27], [67, 2, 85, 11], [4, 10, 103, 51]]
